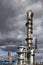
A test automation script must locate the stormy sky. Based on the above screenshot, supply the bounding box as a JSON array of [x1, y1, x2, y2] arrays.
[[0, 0, 43, 62]]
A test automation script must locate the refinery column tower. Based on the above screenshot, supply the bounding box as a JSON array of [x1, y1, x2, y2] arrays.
[[17, 10, 35, 65], [25, 10, 35, 65]]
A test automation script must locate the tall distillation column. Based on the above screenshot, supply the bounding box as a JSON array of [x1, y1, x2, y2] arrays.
[[25, 10, 35, 65]]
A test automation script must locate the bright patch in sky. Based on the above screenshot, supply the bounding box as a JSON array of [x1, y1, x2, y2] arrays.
[[0, 49, 7, 54], [22, 0, 25, 2]]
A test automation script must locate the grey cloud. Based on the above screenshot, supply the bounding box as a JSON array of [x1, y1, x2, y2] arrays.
[[0, 1, 15, 32], [0, 0, 42, 33], [0, 45, 17, 52]]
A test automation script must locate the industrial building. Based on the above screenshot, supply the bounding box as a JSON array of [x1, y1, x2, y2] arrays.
[[16, 10, 38, 65]]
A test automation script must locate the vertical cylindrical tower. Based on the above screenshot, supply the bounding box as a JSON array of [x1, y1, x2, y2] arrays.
[[25, 10, 34, 64], [17, 45, 24, 65], [8, 51, 12, 64], [17, 44, 27, 65], [25, 10, 33, 48]]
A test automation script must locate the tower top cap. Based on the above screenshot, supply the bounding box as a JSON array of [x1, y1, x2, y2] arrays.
[[27, 10, 34, 19], [27, 10, 33, 14]]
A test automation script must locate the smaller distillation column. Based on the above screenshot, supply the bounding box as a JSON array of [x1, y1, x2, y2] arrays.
[[25, 10, 34, 64], [17, 45, 25, 65]]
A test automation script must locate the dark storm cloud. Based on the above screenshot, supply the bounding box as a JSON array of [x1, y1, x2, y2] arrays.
[[0, 0, 42, 33], [0, 0, 28, 34], [0, 0, 16, 32]]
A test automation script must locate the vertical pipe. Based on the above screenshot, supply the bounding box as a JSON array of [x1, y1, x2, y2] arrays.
[[35, 38, 37, 50]]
